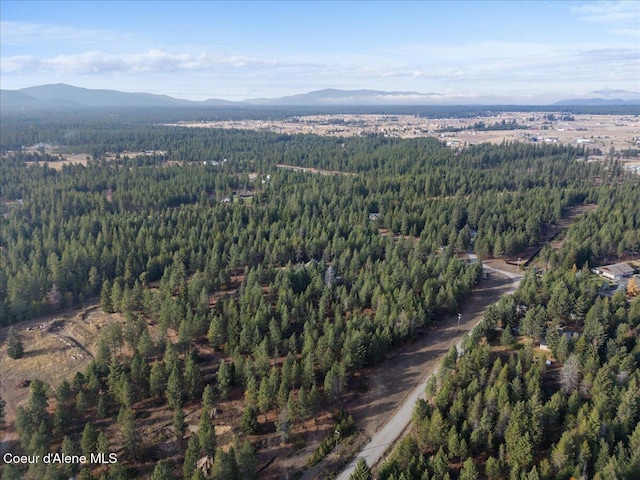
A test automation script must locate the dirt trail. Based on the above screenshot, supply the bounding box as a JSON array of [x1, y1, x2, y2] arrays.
[[315, 264, 522, 480]]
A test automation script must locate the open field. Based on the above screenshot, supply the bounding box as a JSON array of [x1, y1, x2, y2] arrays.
[[166, 113, 640, 176], [9, 147, 168, 171], [166, 112, 640, 157], [275, 163, 358, 176]]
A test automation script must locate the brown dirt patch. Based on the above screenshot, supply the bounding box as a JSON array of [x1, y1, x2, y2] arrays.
[[0, 305, 124, 424]]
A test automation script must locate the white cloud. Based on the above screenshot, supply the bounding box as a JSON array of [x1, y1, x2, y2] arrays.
[[1, 49, 296, 75], [383, 39, 640, 90], [1, 15, 638, 102], [571, 1, 640, 35]]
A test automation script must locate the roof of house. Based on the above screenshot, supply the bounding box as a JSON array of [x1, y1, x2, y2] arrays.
[[599, 262, 634, 276]]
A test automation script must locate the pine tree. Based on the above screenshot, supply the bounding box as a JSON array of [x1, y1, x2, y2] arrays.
[[54, 400, 71, 434], [173, 406, 186, 438], [137, 328, 155, 359], [118, 406, 138, 459], [60, 435, 81, 478], [258, 376, 273, 421], [349, 458, 372, 480], [97, 394, 108, 418], [459, 458, 479, 480], [97, 431, 110, 455], [485, 456, 503, 479], [184, 351, 202, 401], [241, 405, 259, 435], [191, 470, 206, 480], [111, 280, 123, 313], [202, 384, 216, 412], [1, 464, 23, 480], [235, 438, 258, 480], [166, 364, 183, 409], [151, 461, 173, 480], [149, 360, 167, 400], [500, 326, 514, 346], [297, 386, 310, 421], [183, 435, 200, 480], [29, 421, 49, 457], [100, 280, 114, 313], [6, 326, 24, 359], [277, 406, 291, 444], [80, 422, 98, 457], [217, 360, 233, 400], [309, 383, 321, 423], [27, 379, 49, 430], [211, 447, 239, 479], [198, 410, 217, 457]]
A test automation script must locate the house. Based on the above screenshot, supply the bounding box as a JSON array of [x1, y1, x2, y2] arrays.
[[560, 329, 579, 341], [593, 262, 634, 281], [369, 212, 381, 221]]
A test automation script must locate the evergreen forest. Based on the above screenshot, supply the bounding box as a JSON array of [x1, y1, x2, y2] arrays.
[[0, 108, 639, 480]]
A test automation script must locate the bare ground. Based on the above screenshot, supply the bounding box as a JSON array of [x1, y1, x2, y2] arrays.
[[0, 305, 124, 457]]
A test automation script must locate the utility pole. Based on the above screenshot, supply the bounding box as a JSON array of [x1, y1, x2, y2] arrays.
[[457, 313, 462, 327]]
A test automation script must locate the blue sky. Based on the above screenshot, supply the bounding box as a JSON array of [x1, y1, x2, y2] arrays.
[[1, 0, 639, 103]]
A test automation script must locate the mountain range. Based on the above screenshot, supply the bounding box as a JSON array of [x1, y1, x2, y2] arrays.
[[2, 84, 639, 109]]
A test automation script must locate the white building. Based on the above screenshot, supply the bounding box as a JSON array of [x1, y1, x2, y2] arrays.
[[593, 262, 635, 281]]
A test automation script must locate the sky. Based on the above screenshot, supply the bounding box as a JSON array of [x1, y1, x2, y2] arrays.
[[1, 0, 639, 103]]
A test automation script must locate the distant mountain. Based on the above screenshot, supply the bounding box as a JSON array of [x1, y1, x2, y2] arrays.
[[200, 97, 241, 106], [19, 83, 189, 107], [1, 89, 54, 108], [1, 83, 237, 109], [1, 85, 449, 109], [4, 84, 640, 110], [554, 98, 640, 106], [244, 88, 445, 106]]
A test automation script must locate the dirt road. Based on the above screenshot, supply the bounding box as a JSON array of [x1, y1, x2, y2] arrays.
[[333, 264, 521, 480]]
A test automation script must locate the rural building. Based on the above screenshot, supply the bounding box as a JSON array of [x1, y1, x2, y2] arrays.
[[593, 262, 634, 281]]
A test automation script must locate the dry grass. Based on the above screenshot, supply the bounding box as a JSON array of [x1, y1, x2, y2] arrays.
[[0, 306, 124, 420], [165, 113, 640, 156]]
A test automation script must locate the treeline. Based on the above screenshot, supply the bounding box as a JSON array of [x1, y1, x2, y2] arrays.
[[435, 119, 529, 133]]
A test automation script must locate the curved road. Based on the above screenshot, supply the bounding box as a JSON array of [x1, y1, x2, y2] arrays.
[[336, 263, 521, 480]]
